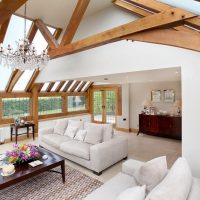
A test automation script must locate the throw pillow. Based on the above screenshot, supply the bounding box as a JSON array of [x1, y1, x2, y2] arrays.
[[102, 124, 113, 141], [116, 185, 146, 200], [64, 124, 78, 138], [68, 119, 84, 130], [145, 157, 192, 200], [84, 122, 103, 145], [54, 118, 68, 135], [134, 156, 168, 191], [74, 130, 87, 141]]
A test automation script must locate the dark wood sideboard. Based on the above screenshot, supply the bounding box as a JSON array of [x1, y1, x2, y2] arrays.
[[138, 114, 182, 140]]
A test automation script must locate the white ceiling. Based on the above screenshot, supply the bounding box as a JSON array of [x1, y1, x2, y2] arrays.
[[16, 0, 112, 29], [81, 67, 181, 84]]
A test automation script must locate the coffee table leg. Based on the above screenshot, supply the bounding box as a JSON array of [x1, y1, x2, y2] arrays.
[[61, 160, 65, 183]]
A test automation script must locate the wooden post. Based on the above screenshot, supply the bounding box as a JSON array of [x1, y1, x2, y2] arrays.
[[32, 84, 39, 134]]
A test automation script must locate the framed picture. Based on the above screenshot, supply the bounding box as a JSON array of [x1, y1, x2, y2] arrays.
[[163, 89, 175, 103], [151, 90, 161, 103]]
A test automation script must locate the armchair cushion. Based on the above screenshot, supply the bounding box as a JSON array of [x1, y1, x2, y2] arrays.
[[134, 156, 168, 191], [60, 140, 92, 160], [146, 157, 192, 200], [102, 124, 113, 141], [54, 118, 68, 135], [116, 185, 146, 200]]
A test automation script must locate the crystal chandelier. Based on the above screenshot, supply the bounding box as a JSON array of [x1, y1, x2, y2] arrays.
[[0, 1, 49, 71]]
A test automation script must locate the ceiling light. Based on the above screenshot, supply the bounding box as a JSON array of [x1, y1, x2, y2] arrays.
[[0, 1, 49, 71]]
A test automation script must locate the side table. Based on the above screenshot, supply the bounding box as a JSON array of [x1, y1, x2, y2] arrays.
[[10, 122, 35, 144]]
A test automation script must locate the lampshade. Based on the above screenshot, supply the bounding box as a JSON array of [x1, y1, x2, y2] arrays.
[[174, 100, 182, 108], [142, 100, 152, 107]]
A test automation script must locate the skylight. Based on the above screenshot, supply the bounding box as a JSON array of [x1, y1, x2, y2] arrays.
[[0, 65, 12, 91], [41, 82, 50, 91], [75, 81, 84, 92], [60, 81, 69, 91], [157, 0, 200, 15], [32, 26, 56, 54], [13, 70, 35, 91], [68, 80, 77, 92], [51, 81, 60, 91], [81, 81, 91, 91]]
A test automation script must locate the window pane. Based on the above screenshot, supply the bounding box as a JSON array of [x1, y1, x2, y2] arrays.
[[39, 96, 62, 115], [13, 70, 34, 91], [2, 98, 30, 119], [68, 96, 86, 112]]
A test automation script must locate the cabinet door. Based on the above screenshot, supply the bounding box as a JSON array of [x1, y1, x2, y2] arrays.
[[171, 117, 182, 139], [158, 116, 172, 137], [149, 116, 159, 134], [139, 114, 150, 133]]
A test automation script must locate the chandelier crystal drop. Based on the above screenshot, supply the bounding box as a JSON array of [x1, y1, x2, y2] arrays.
[[0, 1, 49, 71]]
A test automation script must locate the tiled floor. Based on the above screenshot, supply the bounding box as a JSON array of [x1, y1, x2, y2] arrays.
[[0, 131, 181, 183]]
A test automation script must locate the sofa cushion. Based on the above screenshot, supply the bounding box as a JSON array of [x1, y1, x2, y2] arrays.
[[102, 124, 113, 141], [84, 172, 138, 200], [187, 178, 200, 200], [145, 157, 192, 200], [64, 124, 78, 138], [74, 129, 87, 141], [84, 122, 103, 144], [60, 140, 92, 160], [54, 118, 68, 135], [116, 185, 146, 200], [68, 119, 84, 130], [42, 134, 72, 148], [134, 156, 167, 191]]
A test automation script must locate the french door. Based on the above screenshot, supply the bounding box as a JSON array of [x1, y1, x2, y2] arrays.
[[92, 89, 117, 124]]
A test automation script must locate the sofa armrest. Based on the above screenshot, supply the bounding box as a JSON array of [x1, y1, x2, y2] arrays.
[[90, 135, 128, 173], [122, 159, 144, 177]]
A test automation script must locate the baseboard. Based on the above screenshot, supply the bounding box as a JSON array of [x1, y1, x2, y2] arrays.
[[130, 128, 139, 133], [115, 127, 130, 133]]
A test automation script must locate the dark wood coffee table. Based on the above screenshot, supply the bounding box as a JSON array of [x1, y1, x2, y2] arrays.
[[0, 147, 65, 190]]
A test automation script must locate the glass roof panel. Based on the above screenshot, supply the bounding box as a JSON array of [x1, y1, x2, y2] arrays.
[[0, 65, 12, 91], [75, 81, 83, 92], [67, 80, 77, 92], [32, 26, 56, 54], [60, 81, 69, 91], [0, 15, 32, 91], [41, 82, 50, 91], [51, 81, 60, 91], [81, 81, 91, 91], [13, 70, 34, 91]]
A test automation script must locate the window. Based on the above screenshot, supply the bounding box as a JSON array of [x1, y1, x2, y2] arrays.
[[38, 96, 62, 115], [2, 98, 30, 119], [51, 81, 60, 92], [41, 82, 50, 91], [68, 96, 86, 112]]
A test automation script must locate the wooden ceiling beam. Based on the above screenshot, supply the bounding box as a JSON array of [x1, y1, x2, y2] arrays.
[[49, 8, 195, 59], [55, 81, 65, 92], [82, 82, 93, 92], [60, 0, 90, 46], [77, 81, 87, 92], [68, 81, 81, 93], [6, 70, 23, 92], [46, 82, 55, 92], [124, 28, 200, 52], [0, 16, 11, 43], [62, 80, 74, 92], [25, 70, 40, 92], [35, 19, 59, 49], [126, 0, 200, 31], [0, 0, 27, 25], [27, 23, 38, 43]]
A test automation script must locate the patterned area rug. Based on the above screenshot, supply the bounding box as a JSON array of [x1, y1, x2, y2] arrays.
[[0, 166, 102, 200]]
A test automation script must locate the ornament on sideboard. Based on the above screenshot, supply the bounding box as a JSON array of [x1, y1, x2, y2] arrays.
[[142, 100, 152, 114], [174, 100, 182, 116]]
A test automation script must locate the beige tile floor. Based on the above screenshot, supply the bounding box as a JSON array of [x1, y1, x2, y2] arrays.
[[0, 131, 181, 183]]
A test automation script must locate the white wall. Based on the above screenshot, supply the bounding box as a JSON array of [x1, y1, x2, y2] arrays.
[[36, 6, 200, 177], [116, 83, 130, 129], [130, 81, 181, 129]]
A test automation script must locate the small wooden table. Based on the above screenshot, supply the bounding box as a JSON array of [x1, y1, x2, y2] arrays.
[[10, 122, 35, 144], [0, 147, 65, 190]]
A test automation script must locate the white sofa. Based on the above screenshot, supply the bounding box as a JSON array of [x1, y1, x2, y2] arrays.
[[38, 119, 128, 175], [85, 158, 200, 200]]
